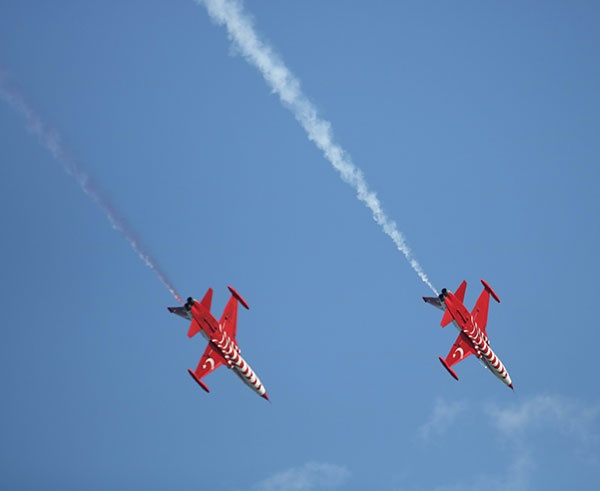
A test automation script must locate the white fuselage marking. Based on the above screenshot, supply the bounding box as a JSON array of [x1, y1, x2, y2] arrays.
[[448, 315, 512, 387]]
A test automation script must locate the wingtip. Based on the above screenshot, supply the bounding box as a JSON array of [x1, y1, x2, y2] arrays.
[[187, 369, 210, 393], [481, 279, 501, 303], [227, 285, 250, 310], [439, 356, 460, 381]]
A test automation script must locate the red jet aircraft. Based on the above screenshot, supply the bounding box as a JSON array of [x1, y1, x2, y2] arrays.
[[423, 280, 513, 389], [168, 286, 269, 400]]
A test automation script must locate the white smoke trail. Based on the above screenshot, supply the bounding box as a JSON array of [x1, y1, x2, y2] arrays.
[[196, 0, 438, 295], [0, 75, 183, 304]]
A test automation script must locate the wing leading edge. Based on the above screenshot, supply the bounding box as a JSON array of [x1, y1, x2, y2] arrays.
[[188, 344, 228, 393], [220, 286, 250, 339], [470, 279, 501, 334], [439, 331, 477, 380]]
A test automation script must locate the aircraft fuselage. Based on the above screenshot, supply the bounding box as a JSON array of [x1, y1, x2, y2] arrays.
[[443, 291, 513, 389], [191, 303, 268, 399]]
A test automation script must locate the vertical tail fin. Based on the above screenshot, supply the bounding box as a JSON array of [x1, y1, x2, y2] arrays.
[[200, 288, 213, 310], [441, 281, 467, 327], [187, 288, 213, 338], [454, 281, 467, 304]]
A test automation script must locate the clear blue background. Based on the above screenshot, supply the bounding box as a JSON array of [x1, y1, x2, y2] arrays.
[[1, 1, 598, 490]]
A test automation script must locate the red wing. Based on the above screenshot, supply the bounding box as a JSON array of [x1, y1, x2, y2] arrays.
[[188, 344, 227, 392], [219, 295, 240, 338], [471, 280, 500, 334], [471, 292, 490, 333], [471, 287, 491, 333], [443, 332, 476, 368]]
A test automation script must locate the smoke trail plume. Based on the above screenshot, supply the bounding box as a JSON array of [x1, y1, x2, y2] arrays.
[[0, 75, 183, 304], [196, 0, 437, 294]]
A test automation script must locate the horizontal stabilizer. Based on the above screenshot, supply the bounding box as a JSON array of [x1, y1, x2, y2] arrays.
[[167, 306, 192, 320], [423, 296, 444, 311], [187, 319, 201, 338], [440, 309, 453, 327]]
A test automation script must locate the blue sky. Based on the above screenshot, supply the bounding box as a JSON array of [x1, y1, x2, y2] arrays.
[[1, 1, 599, 490]]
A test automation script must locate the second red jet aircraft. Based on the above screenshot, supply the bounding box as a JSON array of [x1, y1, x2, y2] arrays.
[[168, 286, 269, 400], [423, 280, 513, 389]]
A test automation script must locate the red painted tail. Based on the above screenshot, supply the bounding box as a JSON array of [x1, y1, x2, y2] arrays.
[[441, 281, 467, 327], [187, 288, 213, 338]]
